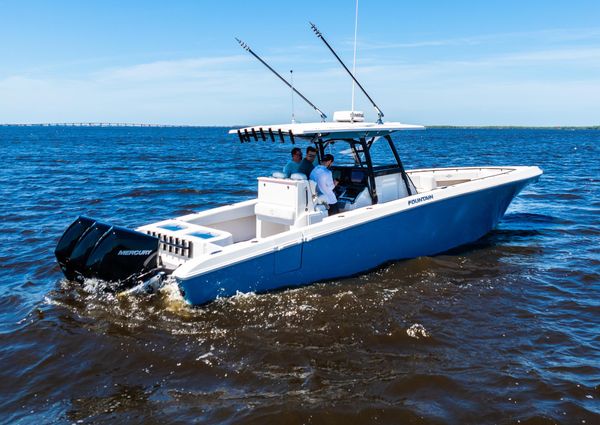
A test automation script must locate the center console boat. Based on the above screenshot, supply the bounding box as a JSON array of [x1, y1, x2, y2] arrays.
[[54, 25, 542, 306]]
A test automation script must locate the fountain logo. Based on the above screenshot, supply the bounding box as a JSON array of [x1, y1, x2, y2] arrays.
[[408, 194, 434, 206]]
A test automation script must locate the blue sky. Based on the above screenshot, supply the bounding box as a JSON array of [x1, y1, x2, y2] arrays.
[[1, 0, 599, 125]]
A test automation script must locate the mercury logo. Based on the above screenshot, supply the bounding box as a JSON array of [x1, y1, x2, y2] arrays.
[[408, 194, 434, 206], [118, 250, 153, 256]]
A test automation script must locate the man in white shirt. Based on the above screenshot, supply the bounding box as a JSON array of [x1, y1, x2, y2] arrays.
[[309, 154, 339, 215]]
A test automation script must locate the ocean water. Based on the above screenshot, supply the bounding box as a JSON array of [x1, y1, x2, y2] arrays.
[[0, 126, 598, 424]]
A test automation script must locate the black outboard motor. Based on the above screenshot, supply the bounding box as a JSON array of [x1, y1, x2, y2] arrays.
[[67, 221, 112, 280], [55, 216, 97, 280], [55, 216, 160, 290]]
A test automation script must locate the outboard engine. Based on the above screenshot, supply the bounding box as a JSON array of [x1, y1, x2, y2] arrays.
[[55, 216, 97, 280], [55, 216, 161, 290]]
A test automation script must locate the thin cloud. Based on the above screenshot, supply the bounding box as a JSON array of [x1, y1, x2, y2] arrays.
[[98, 55, 248, 82], [358, 27, 600, 50], [351, 46, 600, 79], [497, 47, 600, 63]]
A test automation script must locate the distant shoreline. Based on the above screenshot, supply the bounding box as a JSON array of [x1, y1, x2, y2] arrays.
[[426, 125, 600, 130], [425, 125, 600, 130], [0, 123, 598, 130]]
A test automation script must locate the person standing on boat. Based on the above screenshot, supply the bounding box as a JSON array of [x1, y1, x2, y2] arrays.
[[283, 147, 303, 177], [310, 154, 339, 215], [298, 146, 318, 178]]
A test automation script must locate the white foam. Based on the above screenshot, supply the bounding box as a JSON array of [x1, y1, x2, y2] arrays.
[[406, 323, 430, 339]]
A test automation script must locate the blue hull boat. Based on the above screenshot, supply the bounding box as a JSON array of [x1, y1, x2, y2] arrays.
[[173, 166, 540, 305], [54, 123, 542, 306], [54, 27, 542, 305]]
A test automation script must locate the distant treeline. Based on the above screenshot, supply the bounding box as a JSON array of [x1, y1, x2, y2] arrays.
[[0, 123, 198, 128]]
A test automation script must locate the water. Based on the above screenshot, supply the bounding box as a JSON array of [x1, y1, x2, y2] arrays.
[[0, 126, 598, 424]]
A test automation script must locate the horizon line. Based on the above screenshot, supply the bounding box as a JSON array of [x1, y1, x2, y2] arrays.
[[1, 122, 599, 129]]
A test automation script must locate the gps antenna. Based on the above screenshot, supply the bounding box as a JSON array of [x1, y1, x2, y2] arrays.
[[290, 70, 296, 124], [236, 38, 327, 121], [310, 22, 384, 123]]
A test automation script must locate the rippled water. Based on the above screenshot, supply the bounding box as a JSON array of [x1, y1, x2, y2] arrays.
[[0, 126, 598, 424]]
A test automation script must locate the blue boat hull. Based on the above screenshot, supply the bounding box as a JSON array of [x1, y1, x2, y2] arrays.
[[178, 179, 532, 305]]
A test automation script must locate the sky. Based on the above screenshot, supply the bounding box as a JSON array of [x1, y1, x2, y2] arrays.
[[0, 0, 599, 126]]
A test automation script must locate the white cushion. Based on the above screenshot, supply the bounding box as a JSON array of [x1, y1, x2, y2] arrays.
[[290, 172, 307, 181], [255, 203, 296, 225], [418, 173, 437, 192], [272, 171, 286, 179]]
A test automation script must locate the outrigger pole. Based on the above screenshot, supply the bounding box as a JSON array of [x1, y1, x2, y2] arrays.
[[310, 22, 384, 124], [236, 38, 327, 122]]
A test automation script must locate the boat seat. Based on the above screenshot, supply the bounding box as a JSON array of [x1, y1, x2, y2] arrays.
[[272, 171, 286, 179], [293, 173, 326, 207], [290, 173, 307, 181], [307, 180, 328, 206], [417, 173, 437, 192], [254, 203, 296, 225]]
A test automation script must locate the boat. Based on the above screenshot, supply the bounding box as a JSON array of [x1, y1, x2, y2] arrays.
[[54, 24, 542, 306]]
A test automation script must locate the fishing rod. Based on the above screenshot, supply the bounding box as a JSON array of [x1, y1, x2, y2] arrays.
[[310, 22, 384, 124], [235, 38, 327, 122]]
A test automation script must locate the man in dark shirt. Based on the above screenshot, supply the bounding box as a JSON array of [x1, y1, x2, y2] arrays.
[[298, 146, 317, 178]]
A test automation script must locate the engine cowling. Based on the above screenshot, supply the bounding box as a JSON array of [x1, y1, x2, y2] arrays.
[[55, 216, 160, 290]]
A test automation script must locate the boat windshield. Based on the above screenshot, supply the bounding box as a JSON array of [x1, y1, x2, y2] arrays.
[[321, 138, 399, 168], [323, 141, 365, 167], [368, 138, 400, 167]]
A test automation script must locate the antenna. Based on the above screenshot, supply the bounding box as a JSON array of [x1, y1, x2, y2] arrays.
[[351, 0, 359, 116], [290, 70, 295, 124], [310, 22, 384, 124], [236, 38, 327, 121]]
